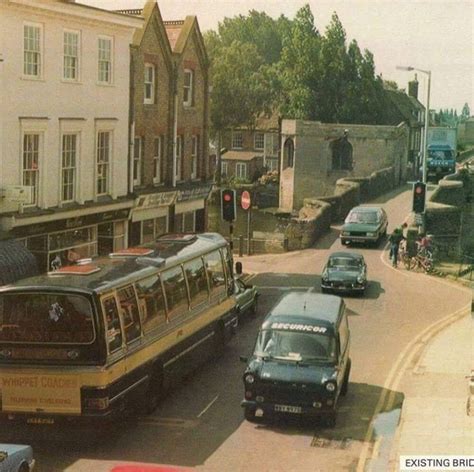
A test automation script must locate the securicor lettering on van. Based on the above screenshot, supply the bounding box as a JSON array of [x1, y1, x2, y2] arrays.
[[270, 322, 327, 333]]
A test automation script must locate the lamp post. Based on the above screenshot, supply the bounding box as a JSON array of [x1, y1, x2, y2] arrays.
[[396, 65, 431, 184]]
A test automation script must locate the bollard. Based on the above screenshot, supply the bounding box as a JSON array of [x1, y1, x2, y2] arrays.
[[239, 235, 243, 257]]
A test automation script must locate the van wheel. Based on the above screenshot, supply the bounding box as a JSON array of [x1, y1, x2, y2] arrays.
[[341, 360, 351, 396]]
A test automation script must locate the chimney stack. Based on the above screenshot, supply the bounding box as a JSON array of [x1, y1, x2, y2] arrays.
[[408, 74, 419, 99]]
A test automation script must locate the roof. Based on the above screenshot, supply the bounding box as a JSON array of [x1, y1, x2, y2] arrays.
[[264, 293, 342, 328], [385, 89, 424, 127], [163, 20, 185, 51], [222, 151, 264, 162], [0, 233, 227, 295], [328, 252, 364, 260]]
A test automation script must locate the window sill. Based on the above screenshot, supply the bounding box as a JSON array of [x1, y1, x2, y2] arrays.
[[144, 101, 156, 106], [21, 75, 45, 82], [96, 82, 115, 87], [153, 182, 165, 186], [61, 79, 82, 85]]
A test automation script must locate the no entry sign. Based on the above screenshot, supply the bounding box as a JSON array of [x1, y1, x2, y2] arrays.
[[241, 190, 251, 210]]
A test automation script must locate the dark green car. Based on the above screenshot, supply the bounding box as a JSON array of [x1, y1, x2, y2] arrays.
[[340, 206, 388, 246], [240, 292, 351, 427], [321, 252, 367, 295]]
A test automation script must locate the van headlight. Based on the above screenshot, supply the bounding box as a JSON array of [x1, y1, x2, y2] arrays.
[[357, 275, 365, 284], [244, 374, 255, 384], [325, 381, 336, 393]]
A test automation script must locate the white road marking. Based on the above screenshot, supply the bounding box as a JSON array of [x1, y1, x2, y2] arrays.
[[197, 395, 219, 418]]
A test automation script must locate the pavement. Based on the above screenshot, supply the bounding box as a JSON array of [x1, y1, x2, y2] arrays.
[[237, 255, 474, 471]]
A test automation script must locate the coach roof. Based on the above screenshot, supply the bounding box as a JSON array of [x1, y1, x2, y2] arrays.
[[263, 292, 343, 330]]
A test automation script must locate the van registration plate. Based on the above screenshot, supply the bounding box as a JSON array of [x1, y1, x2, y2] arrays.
[[274, 404, 302, 414], [27, 417, 55, 425]]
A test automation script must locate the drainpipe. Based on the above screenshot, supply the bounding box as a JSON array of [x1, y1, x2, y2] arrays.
[[172, 93, 178, 187]]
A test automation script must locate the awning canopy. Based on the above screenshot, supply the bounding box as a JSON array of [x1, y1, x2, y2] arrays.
[[0, 240, 39, 286]]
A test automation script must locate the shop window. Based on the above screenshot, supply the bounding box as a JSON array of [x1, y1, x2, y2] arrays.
[[142, 219, 155, 244], [203, 250, 226, 299], [162, 266, 189, 319], [135, 275, 167, 332], [184, 258, 209, 308], [116, 286, 141, 343], [103, 296, 123, 353]]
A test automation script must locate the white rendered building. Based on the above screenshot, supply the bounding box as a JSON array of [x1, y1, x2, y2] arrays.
[[0, 0, 142, 271]]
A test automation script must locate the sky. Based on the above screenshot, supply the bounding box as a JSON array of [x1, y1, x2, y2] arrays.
[[84, 0, 473, 113]]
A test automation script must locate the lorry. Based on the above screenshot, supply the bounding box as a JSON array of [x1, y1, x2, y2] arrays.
[[426, 127, 458, 181]]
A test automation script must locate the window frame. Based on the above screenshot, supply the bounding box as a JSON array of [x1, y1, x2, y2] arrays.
[[191, 135, 198, 179], [97, 36, 113, 85], [221, 161, 228, 176], [96, 130, 111, 196], [23, 22, 43, 79], [175, 135, 183, 181], [144, 63, 155, 104], [63, 29, 80, 82], [22, 132, 41, 206], [61, 133, 78, 203], [254, 132, 265, 151], [133, 136, 142, 186], [153, 136, 163, 184], [236, 162, 247, 180], [231, 130, 243, 150], [183, 69, 194, 107]]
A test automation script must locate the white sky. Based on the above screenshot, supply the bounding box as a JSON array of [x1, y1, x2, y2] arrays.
[[84, 0, 473, 112]]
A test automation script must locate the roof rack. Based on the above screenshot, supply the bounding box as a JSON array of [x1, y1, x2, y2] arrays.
[[48, 264, 101, 276], [109, 247, 154, 258], [156, 233, 197, 243]]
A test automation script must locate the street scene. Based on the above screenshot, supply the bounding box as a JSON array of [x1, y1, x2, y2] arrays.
[[0, 1, 473, 472]]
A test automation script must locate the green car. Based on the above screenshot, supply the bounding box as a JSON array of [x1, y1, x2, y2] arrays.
[[340, 206, 388, 246], [321, 252, 367, 295]]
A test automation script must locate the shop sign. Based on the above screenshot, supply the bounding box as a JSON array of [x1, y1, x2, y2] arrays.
[[11, 208, 131, 238], [176, 185, 212, 202], [136, 191, 178, 209]]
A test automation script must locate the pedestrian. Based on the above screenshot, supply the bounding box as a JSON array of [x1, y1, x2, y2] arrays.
[[389, 224, 406, 268]]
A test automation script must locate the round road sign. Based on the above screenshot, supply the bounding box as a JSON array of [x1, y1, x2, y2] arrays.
[[241, 190, 251, 210]]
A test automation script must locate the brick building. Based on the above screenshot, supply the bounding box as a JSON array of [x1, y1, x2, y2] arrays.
[[120, 1, 211, 246]]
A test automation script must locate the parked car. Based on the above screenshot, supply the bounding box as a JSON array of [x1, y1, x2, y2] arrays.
[[0, 444, 35, 472], [340, 206, 388, 246], [321, 252, 367, 295], [240, 292, 351, 427], [234, 278, 259, 317]]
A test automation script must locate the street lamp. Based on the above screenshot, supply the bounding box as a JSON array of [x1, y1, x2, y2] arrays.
[[396, 65, 431, 184]]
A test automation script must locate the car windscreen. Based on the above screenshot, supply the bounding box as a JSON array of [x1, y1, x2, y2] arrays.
[[254, 329, 336, 362], [345, 210, 378, 224], [0, 292, 95, 344], [328, 257, 360, 269]]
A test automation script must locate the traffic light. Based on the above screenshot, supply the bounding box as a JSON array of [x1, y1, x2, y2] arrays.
[[221, 188, 236, 222], [412, 181, 426, 213]]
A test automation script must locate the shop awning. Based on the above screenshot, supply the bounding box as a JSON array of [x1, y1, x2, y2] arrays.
[[0, 240, 39, 286]]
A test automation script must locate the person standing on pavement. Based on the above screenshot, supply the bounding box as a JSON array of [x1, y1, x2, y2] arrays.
[[389, 224, 406, 267]]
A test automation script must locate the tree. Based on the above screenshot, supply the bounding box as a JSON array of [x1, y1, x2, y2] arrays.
[[461, 102, 470, 120]]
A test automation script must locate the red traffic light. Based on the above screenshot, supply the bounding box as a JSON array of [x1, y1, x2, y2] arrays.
[[224, 194, 231, 202], [415, 186, 423, 194]]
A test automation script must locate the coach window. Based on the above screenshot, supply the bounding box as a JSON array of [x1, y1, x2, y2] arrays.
[[204, 250, 226, 299], [162, 266, 189, 319], [116, 285, 142, 343], [102, 296, 123, 353], [135, 275, 167, 332], [184, 258, 209, 308]]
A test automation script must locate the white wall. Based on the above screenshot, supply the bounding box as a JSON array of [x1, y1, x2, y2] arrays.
[[0, 1, 141, 212]]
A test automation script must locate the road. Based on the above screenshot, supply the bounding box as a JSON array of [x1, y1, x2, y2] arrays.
[[2, 185, 471, 472]]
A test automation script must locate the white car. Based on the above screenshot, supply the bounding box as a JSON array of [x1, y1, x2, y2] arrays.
[[0, 444, 35, 472], [234, 278, 259, 317]]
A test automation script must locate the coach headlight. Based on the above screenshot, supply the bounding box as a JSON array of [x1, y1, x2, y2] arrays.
[[325, 381, 337, 393], [244, 373, 255, 384]]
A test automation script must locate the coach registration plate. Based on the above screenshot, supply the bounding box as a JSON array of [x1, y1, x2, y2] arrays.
[[27, 417, 55, 425], [274, 404, 302, 414]]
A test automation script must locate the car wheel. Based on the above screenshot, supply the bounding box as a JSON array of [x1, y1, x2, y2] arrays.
[[19, 464, 30, 472], [244, 406, 261, 423], [341, 359, 351, 396]]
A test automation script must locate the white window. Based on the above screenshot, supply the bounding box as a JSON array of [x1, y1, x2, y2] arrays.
[[144, 63, 155, 104], [236, 162, 247, 180], [183, 69, 194, 106], [133, 137, 142, 186], [22, 133, 40, 205], [98, 37, 112, 84], [23, 24, 42, 78], [63, 30, 80, 81], [61, 134, 77, 202], [175, 135, 183, 181], [191, 135, 198, 179], [221, 161, 228, 176], [153, 136, 162, 184], [97, 131, 111, 195], [254, 132, 264, 150], [232, 131, 243, 149]]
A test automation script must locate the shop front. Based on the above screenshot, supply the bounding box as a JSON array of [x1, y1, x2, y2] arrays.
[[173, 185, 212, 233], [8, 207, 131, 272], [129, 191, 178, 246]]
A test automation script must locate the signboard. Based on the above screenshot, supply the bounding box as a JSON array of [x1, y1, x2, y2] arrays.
[[1, 373, 81, 414], [136, 191, 178, 209], [1, 186, 33, 204], [241, 190, 252, 210]]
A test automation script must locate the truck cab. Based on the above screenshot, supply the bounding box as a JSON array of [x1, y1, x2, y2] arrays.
[[426, 144, 456, 180]]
